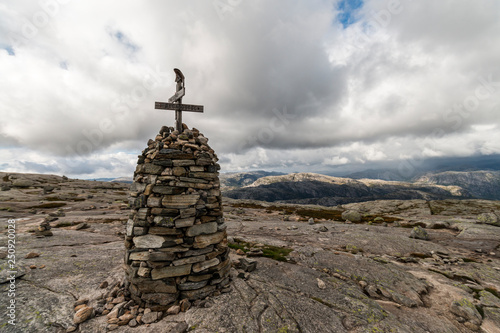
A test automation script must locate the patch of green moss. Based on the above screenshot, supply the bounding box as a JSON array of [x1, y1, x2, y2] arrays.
[[0, 207, 11, 211], [261, 245, 293, 262]]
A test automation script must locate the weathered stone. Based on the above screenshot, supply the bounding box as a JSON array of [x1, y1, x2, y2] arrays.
[[133, 235, 181, 248], [175, 217, 195, 228], [477, 212, 499, 226], [136, 208, 150, 220], [194, 232, 225, 249], [128, 251, 150, 261], [137, 280, 177, 294], [147, 196, 162, 208], [189, 166, 204, 172], [173, 160, 196, 166], [188, 274, 212, 282], [151, 208, 179, 216], [153, 216, 175, 227], [183, 246, 214, 257], [178, 280, 208, 291], [151, 264, 192, 279], [180, 285, 216, 300], [152, 186, 184, 195], [143, 163, 164, 175], [341, 210, 362, 222], [137, 267, 151, 277], [148, 251, 176, 261], [172, 255, 206, 266], [149, 226, 181, 236], [162, 195, 200, 208], [186, 222, 217, 237], [450, 298, 482, 326], [192, 258, 220, 273], [74, 306, 93, 324], [180, 208, 197, 218], [158, 149, 193, 160], [410, 226, 429, 240], [140, 311, 161, 323], [167, 305, 181, 315]]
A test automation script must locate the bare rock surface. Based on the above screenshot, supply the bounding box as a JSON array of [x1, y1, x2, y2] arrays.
[[1, 172, 500, 332]]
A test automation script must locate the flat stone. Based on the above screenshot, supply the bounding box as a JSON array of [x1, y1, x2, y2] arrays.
[[147, 196, 162, 208], [162, 194, 200, 208], [194, 231, 226, 249], [136, 280, 177, 294], [151, 264, 192, 280], [175, 217, 195, 228], [173, 255, 206, 266], [128, 251, 150, 261], [152, 186, 184, 195], [173, 160, 196, 166], [192, 258, 220, 273], [186, 222, 217, 237], [149, 226, 181, 236], [178, 280, 208, 291], [133, 235, 168, 248], [137, 267, 151, 277], [151, 208, 179, 216], [153, 216, 175, 228], [148, 251, 176, 261], [140, 311, 160, 324], [180, 208, 197, 218], [158, 149, 193, 160], [188, 274, 213, 282], [142, 292, 179, 306], [143, 163, 164, 175], [183, 246, 214, 257], [180, 285, 216, 301]]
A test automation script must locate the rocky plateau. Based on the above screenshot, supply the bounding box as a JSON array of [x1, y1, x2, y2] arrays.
[[1, 172, 500, 333]]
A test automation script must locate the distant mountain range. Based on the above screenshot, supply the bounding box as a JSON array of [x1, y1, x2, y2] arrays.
[[97, 168, 500, 205], [223, 172, 474, 206]]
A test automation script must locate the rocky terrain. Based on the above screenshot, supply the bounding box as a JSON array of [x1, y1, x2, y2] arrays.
[[220, 171, 286, 191], [1, 172, 500, 332], [416, 171, 500, 201], [224, 173, 471, 206]]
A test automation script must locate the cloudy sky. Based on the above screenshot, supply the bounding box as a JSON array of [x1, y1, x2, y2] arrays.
[[1, 0, 499, 179]]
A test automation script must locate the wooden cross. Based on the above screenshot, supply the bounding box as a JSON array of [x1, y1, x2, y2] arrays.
[[155, 68, 204, 132]]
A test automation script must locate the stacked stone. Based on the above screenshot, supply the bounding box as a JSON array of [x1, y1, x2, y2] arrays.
[[125, 125, 230, 311]]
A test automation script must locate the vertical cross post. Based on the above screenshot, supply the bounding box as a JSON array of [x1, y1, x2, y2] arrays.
[[154, 68, 204, 132]]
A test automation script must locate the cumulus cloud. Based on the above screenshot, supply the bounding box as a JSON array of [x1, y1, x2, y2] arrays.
[[0, 0, 499, 178]]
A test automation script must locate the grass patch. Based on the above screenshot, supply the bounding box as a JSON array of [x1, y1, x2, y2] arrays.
[[261, 245, 293, 262], [31, 202, 67, 209], [2, 175, 9, 182], [229, 239, 293, 262]]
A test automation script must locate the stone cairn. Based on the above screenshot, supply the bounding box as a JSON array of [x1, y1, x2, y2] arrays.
[[125, 124, 230, 311]]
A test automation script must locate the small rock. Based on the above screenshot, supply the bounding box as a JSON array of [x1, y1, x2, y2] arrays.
[[128, 319, 138, 327], [167, 305, 180, 315], [75, 223, 89, 230], [410, 226, 429, 241], [74, 306, 93, 324], [476, 212, 499, 227], [100, 281, 109, 289], [317, 278, 327, 289], [179, 299, 191, 312], [341, 210, 361, 222], [236, 249, 245, 256], [29, 265, 37, 269], [318, 226, 328, 232], [169, 322, 189, 333], [39, 265, 46, 269], [107, 324, 119, 331], [141, 311, 159, 324], [25, 252, 40, 259], [239, 258, 257, 272], [308, 218, 315, 225], [66, 326, 77, 333]]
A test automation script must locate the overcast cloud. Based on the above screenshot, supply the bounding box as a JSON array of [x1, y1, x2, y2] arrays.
[[0, 0, 499, 179]]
